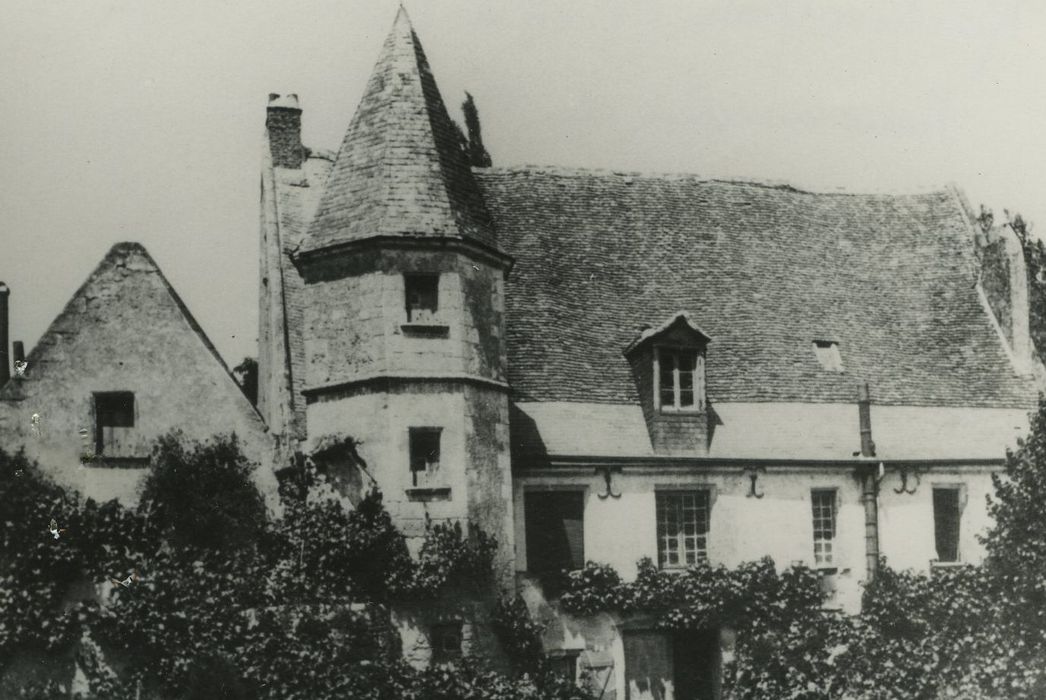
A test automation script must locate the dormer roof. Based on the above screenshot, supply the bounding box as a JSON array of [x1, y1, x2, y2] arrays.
[[624, 311, 712, 356]]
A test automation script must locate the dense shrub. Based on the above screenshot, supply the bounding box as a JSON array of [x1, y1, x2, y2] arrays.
[[0, 436, 579, 699]]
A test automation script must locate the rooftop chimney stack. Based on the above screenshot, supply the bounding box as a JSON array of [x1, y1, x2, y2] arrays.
[[0, 282, 9, 384], [266, 93, 304, 169], [13, 341, 24, 368]]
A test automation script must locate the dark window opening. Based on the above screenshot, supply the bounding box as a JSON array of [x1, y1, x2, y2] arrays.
[[409, 427, 442, 487], [524, 491, 585, 584], [546, 651, 579, 683], [656, 490, 710, 568], [430, 623, 463, 665], [933, 487, 961, 563], [405, 274, 439, 323], [94, 392, 135, 456]]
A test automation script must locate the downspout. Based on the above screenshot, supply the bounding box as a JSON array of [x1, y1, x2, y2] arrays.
[[858, 383, 880, 582]]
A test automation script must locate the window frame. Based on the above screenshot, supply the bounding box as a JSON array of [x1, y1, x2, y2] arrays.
[[404, 273, 440, 323], [653, 346, 706, 413], [654, 487, 712, 569], [93, 391, 136, 457], [408, 427, 442, 487], [931, 484, 966, 564], [812, 340, 844, 372], [522, 487, 587, 577], [811, 488, 838, 569]]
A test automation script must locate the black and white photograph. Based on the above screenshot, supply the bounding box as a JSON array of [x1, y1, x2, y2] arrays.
[[1, 2, 1045, 698]]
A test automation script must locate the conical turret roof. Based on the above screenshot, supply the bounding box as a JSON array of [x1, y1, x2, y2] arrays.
[[302, 8, 496, 254]]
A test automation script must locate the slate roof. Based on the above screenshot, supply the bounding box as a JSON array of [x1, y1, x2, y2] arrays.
[[302, 7, 496, 254], [477, 167, 1039, 409]]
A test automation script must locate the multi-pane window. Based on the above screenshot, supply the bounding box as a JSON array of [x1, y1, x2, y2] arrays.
[[655, 490, 710, 568], [429, 623, 463, 665], [404, 274, 439, 323], [408, 427, 441, 487], [933, 487, 961, 563], [657, 349, 705, 411], [811, 489, 837, 567], [94, 392, 135, 457]]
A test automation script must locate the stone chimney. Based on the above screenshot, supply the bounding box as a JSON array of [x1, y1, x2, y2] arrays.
[[266, 93, 304, 169], [0, 282, 9, 384]]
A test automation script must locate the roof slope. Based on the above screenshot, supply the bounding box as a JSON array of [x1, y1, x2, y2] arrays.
[[303, 7, 495, 253], [477, 168, 1038, 408]]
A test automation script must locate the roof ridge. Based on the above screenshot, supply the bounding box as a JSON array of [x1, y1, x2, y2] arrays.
[[477, 163, 950, 198]]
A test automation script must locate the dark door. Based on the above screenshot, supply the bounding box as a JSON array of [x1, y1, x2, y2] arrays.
[[672, 630, 719, 700]]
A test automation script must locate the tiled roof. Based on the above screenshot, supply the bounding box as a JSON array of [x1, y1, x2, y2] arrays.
[[302, 7, 496, 253], [477, 167, 1039, 409]]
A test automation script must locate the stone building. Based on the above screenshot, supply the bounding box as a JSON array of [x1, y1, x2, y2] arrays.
[[0, 8, 1040, 700]]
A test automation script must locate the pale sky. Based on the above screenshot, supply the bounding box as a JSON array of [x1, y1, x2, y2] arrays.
[[1, 1, 1044, 367]]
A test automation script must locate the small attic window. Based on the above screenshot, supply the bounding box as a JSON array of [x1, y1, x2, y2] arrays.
[[813, 340, 844, 372]]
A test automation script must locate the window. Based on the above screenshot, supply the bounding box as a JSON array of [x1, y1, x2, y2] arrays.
[[655, 490, 710, 568], [813, 340, 843, 372], [430, 623, 463, 665], [409, 427, 441, 487], [657, 348, 705, 411], [405, 274, 439, 323], [524, 491, 585, 577], [546, 651, 579, 683], [811, 489, 836, 567], [94, 392, 135, 456], [933, 487, 962, 563]]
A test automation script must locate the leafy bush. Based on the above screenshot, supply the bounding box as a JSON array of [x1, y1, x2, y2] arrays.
[[139, 433, 267, 551], [0, 436, 580, 699]]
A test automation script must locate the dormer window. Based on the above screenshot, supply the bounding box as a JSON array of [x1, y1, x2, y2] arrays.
[[813, 340, 843, 372], [656, 348, 705, 412], [405, 274, 439, 323]]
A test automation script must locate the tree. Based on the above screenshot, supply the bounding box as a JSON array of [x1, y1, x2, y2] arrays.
[[138, 433, 267, 551], [982, 397, 1046, 684], [462, 92, 492, 168]]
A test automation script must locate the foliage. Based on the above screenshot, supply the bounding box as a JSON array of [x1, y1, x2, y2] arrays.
[[462, 92, 492, 168], [0, 436, 582, 699], [557, 553, 1046, 699], [491, 595, 545, 676], [139, 433, 267, 551]]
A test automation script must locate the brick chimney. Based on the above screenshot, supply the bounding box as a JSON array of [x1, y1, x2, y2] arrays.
[[0, 282, 9, 384], [266, 93, 304, 169]]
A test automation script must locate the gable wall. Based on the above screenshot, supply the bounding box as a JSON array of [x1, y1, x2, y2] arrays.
[[0, 245, 276, 506]]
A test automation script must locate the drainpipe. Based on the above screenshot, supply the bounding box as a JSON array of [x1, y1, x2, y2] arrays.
[[0, 282, 9, 385], [858, 383, 880, 582]]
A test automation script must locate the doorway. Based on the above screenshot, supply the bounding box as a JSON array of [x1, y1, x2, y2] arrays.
[[623, 629, 719, 700]]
